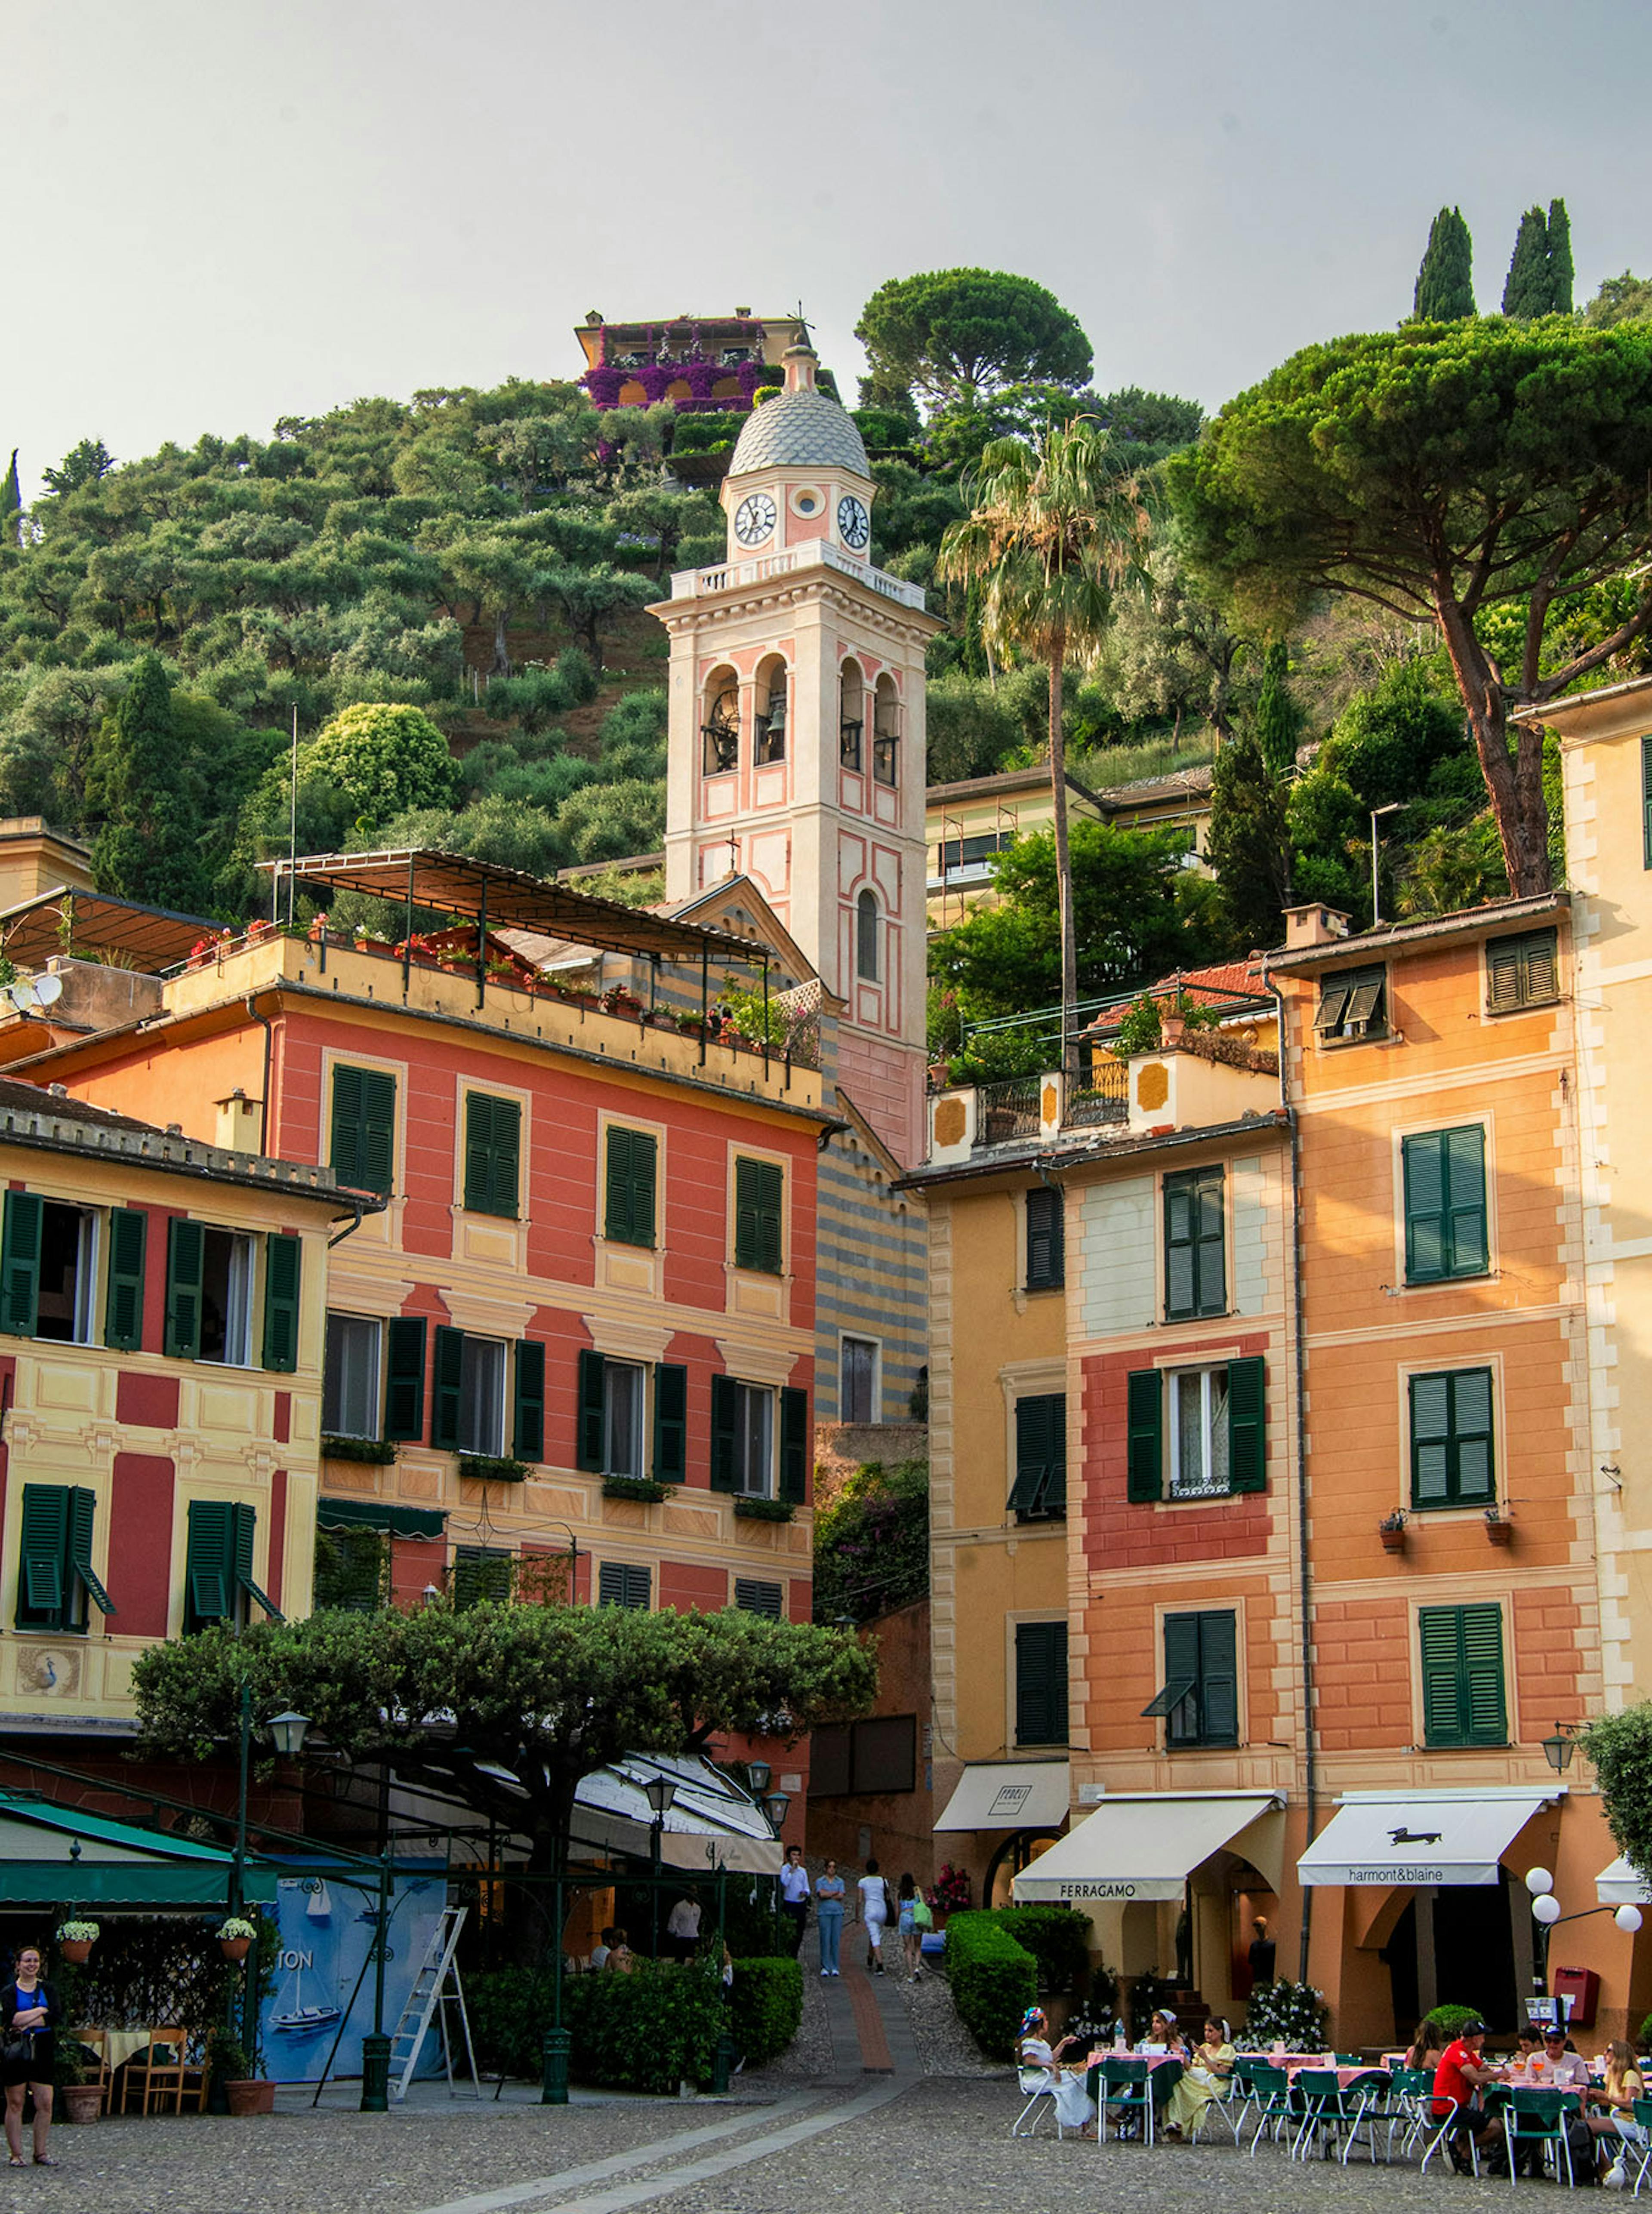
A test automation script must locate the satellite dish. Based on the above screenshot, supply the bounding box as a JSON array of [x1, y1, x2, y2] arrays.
[[32, 974, 62, 1008], [5, 973, 64, 1014]]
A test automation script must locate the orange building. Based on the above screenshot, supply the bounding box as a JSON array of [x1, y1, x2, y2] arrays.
[[1271, 896, 1628, 2044]]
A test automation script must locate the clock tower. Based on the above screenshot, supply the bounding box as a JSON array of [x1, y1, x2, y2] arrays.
[[657, 342, 940, 1169]]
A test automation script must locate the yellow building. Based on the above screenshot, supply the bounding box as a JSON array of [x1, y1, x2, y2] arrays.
[[0, 1073, 368, 1735]]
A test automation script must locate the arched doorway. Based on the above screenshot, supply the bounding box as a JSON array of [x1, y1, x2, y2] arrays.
[[986, 1830, 1062, 1909]]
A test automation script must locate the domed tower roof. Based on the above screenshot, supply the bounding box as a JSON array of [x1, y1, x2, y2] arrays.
[[728, 347, 869, 479]]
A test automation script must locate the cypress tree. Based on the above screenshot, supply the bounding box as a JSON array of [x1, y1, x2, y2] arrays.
[[0, 452, 18, 550], [1547, 197, 1574, 314], [1254, 641, 1304, 781], [89, 653, 208, 912], [1503, 207, 1552, 318], [1414, 207, 1476, 320]]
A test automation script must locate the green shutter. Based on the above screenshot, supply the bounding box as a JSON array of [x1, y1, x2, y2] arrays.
[[431, 1325, 465, 1451], [1460, 1603, 1508, 1743], [653, 1362, 687, 1483], [261, 1232, 302, 1373], [1488, 930, 1559, 1014], [1015, 1621, 1068, 1748], [1126, 1368, 1164, 1502], [1227, 1356, 1267, 1491], [1403, 1132, 1446, 1283], [1421, 1603, 1507, 1746], [332, 1065, 396, 1196], [576, 1348, 606, 1472], [780, 1385, 809, 1503], [734, 1158, 784, 1274], [0, 1190, 42, 1337], [231, 1499, 280, 1620], [1164, 1168, 1224, 1319], [16, 1484, 69, 1629], [384, 1316, 427, 1441], [1410, 1366, 1496, 1508], [104, 1206, 147, 1352], [1026, 1186, 1064, 1291], [164, 1216, 205, 1359], [1197, 1611, 1239, 1745], [512, 1339, 545, 1462], [454, 1546, 512, 1609], [185, 1500, 232, 1628], [68, 1485, 114, 1616], [709, 1373, 738, 1492], [1445, 1125, 1488, 1275], [1161, 1610, 1202, 1743], [1008, 1394, 1066, 1517], [599, 1561, 651, 1610], [465, 1093, 520, 1219], [1405, 1127, 1487, 1284], [605, 1126, 656, 1249]]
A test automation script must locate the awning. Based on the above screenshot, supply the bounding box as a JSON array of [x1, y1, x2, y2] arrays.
[[1011, 1791, 1285, 1903], [1298, 1788, 1559, 1888], [0, 886, 215, 976], [935, 1761, 1069, 1834], [1597, 1856, 1652, 1906], [571, 1754, 782, 1878], [317, 1496, 447, 1540], [0, 1792, 278, 1906]]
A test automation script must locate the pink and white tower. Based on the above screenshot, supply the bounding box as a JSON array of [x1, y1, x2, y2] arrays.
[[658, 343, 940, 1167]]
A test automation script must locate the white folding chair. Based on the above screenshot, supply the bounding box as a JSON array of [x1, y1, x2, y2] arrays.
[[1013, 2064, 1057, 2137]]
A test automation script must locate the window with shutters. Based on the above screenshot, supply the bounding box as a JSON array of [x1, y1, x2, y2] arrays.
[[458, 1335, 507, 1456], [711, 1376, 805, 1502], [462, 1091, 521, 1217], [1014, 1620, 1069, 1748], [312, 1523, 386, 1612], [103, 1206, 146, 1352], [1007, 1393, 1066, 1521], [184, 1500, 279, 1632], [1410, 1366, 1496, 1509], [453, 1545, 512, 1609], [733, 1382, 775, 1496], [1316, 963, 1389, 1043], [733, 1157, 784, 1275], [323, 1314, 382, 1440], [36, 1202, 96, 1344], [1126, 1357, 1267, 1501], [200, 1229, 254, 1364], [1168, 1368, 1231, 1497], [598, 1561, 651, 1610], [1402, 1125, 1489, 1284], [14, 1483, 114, 1633], [602, 1361, 646, 1479], [1025, 1186, 1064, 1292], [1486, 929, 1559, 1015], [1419, 1602, 1507, 1746], [330, 1064, 396, 1196], [1161, 1610, 1239, 1748], [734, 1578, 783, 1619], [1163, 1166, 1225, 1321], [839, 1337, 878, 1425], [604, 1124, 658, 1249]]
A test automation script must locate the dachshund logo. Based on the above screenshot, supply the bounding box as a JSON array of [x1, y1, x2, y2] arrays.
[[1389, 1826, 1443, 1846]]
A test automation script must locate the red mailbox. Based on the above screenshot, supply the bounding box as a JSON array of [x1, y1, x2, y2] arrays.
[[1552, 1966, 1600, 2030]]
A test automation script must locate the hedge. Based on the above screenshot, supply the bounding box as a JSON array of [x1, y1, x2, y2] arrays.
[[467, 1960, 726, 2093], [991, 1906, 1093, 1995], [729, 1957, 802, 2066], [943, 1909, 1037, 2059]]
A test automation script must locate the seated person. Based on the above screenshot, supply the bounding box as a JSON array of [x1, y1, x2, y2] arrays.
[[1406, 2015, 1447, 2072], [1166, 2017, 1236, 2137], [1538, 2024, 1592, 2088], [1510, 2026, 1544, 2077], [587, 1925, 615, 1973], [604, 1926, 635, 1974], [1018, 2006, 1103, 2136], [1432, 2017, 1505, 2167], [1145, 2008, 1190, 2058], [1587, 2041, 1646, 2169]]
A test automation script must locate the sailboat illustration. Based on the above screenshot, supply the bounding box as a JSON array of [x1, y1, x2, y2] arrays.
[[272, 1959, 342, 2036]]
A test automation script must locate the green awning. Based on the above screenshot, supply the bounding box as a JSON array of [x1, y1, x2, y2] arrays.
[[317, 1496, 446, 1540], [0, 1793, 277, 1907]]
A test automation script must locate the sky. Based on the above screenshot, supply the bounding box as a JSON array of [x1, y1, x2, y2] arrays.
[[6, 0, 1652, 496]]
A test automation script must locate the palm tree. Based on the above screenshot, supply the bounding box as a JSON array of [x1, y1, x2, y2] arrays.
[[939, 419, 1147, 1082]]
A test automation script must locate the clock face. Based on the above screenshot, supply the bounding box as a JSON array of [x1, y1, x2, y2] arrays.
[[838, 495, 871, 551], [734, 493, 777, 547]]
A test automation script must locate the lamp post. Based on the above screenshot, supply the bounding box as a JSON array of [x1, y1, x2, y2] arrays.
[[1370, 802, 1404, 925], [1525, 1863, 1643, 2014], [644, 1773, 678, 1955], [232, 1697, 310, 2067]]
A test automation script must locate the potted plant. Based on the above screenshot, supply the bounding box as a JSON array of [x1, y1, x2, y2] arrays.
[[925, 1863, 971, 1932], [56, 2045, 102, 2125], [1485, 1506, 1514, 1546], [217, 1915, 257, 1963], [208, 2029, 274, 2115], [55, 1919, 99, 1966], [1379, 1510, 1407, 1553]]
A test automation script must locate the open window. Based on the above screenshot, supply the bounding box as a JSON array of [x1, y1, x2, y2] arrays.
[[0, 1192, 100, 1345], [1316, 963, 1388, 1044], [755, 655, 787, 764], [323, 1313, 383, 1440], [839, 659, 864, 770], [700, 665, 739, 776]]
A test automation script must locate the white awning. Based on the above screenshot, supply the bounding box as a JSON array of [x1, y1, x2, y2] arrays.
[[935, 1762, 1070, 1834], [1011, 1791, 1285, 1903], [571, 1754, 782, 1877], [1597, 1857, 1652, 1906], [1298, 1788, 1558, 1888]]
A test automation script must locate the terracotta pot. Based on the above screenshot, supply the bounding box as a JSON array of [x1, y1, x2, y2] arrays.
[[58, 1940, 93, 1965], [61, 2083, 102, 2125], [1379, 1527, 1406, 1553], [220, 1936, 253, 1962], [1486, 1517, 1514, 1546], [224, 2079, 276, 2116]]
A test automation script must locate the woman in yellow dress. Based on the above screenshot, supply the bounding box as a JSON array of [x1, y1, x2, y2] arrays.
[[1165, 2017, 1236, 2139]]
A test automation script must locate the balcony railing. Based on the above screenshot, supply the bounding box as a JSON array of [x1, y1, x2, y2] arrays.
[[974, 1076, 1043, 1147], [670, 539, 928, 611], [1066, 1060, 1130, 1126]]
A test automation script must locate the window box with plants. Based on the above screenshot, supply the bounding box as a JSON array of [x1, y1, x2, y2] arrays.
[[321, 1435, 398, 1465], [1485, 1506, 1513, 1546], [1379, 1511, 1407, 1553], [601, 1475, 673, 1504], [458, 1454, 530, 1485], [733, 1497, 794, 1523]]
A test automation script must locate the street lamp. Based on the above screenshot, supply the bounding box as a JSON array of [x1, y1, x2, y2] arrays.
[[1524, 1866, 1644, 2014], [745, 1761, 772, 1798], [266, 1711, 311, 1758], [1371, 802, 1404, 925], [231, 1697, 311, 2065], [763, 1790, 792, 1832], [644, 1773, 678, 1954], [1542, 1723, 1578, 1774]]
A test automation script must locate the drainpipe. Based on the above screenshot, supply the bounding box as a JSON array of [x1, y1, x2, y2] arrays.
[[245, 996, 276, 1155], [1270, 971, 1318, 1986], [328, 1196, 367, 1249]]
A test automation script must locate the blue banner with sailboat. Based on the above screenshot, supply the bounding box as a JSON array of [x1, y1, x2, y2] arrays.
[[259, 1862, 448, 2083]]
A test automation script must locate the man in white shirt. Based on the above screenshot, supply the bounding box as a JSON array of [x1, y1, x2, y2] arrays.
[[1538, 2026, 1591, 2088], [665, 1893, 702, 1963], [779, 1847, 811, 1955]]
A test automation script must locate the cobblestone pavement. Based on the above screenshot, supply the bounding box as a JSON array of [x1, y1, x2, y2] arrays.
[[0, 2078, 1535, 2214]]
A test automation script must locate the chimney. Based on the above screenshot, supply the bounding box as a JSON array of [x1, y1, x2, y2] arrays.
[[782, 344, 818, 395], [1283, 902, 1352, 950]]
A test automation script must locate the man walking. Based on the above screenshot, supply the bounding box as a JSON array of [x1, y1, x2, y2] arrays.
[[779, 1846, 811, 1956]]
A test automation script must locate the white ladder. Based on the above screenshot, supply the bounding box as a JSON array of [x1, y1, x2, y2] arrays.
[[388, 1903, 481, 2101]]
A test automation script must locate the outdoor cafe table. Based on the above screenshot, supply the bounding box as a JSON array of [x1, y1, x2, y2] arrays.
[[74, 2027, 151, 2071]]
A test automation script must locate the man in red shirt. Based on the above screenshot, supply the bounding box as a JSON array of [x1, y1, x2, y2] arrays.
[[1432, 2018, 1505, 2167]]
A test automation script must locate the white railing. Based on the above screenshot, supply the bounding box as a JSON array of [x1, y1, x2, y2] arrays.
[[670, 538, 927, 611]]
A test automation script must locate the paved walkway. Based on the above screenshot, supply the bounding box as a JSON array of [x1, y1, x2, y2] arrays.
[[807, 1919, 922, 2080]]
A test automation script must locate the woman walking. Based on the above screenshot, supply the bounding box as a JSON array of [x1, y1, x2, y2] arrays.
[[856, 1857, 891, 1974], [814, 1860, 845, 1976], [2, 1945, 58, 2168], [896, 1874, 924, 1980]]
